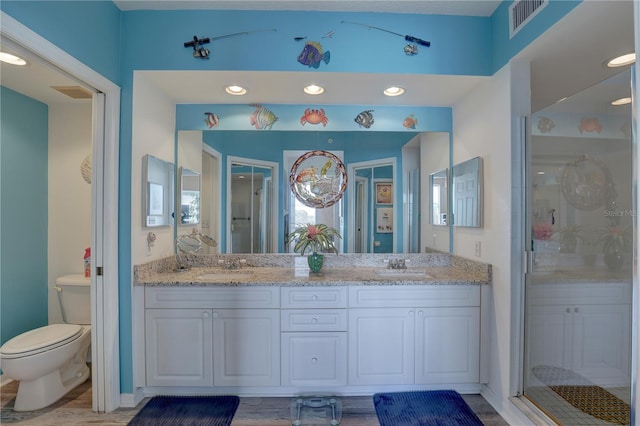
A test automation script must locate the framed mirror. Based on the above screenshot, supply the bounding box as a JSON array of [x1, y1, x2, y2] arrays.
[[429, 169, 448, 226], [179, 167, 200, 225], [142, 154, 174, 228], [452, 156, 483, 227]]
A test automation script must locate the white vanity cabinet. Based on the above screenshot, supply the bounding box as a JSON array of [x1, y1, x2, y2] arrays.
[[145, 308, 213, 386], [348, 285, 480, 386], [280, 287, 348, 387], [144, 286, 280, 387], [527, 282, 631, 386]]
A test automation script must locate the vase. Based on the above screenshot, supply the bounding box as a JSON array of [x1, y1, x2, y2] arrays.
[[603, 242, 624, 271], [307, 252, 324, 273]]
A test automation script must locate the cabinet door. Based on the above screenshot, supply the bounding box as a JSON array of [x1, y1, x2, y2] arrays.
[[145, 308, 213, 386], [525, 304, 572, 379], [572, 304, 631, 386], [415, 307, 480, 384], [348, 308, 414, 385], [281, 332, 347, 386], [213, 309, 280, 386]]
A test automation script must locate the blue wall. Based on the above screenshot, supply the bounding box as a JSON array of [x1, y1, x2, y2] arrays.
[[0, 0, 582, 395], [0, 87, 49, 346]]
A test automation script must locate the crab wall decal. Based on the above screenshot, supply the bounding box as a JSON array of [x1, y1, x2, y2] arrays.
[[300, 108, 329, 127]]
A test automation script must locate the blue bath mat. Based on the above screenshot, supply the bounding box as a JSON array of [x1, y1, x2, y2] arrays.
[[373, 390, 483, 426], [128, 395, 239, 426]]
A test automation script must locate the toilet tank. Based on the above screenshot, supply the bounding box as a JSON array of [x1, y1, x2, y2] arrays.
[[55, 274, 91, 325]]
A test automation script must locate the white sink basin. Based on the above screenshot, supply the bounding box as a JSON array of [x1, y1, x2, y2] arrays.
[[197, 271, 255, 280], [374, 269, 433, 278]]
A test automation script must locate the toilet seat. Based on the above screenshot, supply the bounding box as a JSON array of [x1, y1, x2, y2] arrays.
[[0, 324, 83, 359]]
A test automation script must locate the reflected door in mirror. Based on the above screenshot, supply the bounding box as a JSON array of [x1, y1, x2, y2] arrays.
[[452, 157, 482, 227], [143, 154, 174, 228]]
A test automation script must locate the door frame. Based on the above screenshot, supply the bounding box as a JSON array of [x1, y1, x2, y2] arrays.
[[1, 12, 121, 412]]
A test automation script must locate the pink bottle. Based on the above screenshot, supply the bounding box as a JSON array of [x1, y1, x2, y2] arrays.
[[84, 248, 91, 277]]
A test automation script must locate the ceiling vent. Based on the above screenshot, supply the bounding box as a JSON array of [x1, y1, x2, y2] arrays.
[[51, 85, 93, 99], [509, 0, 548, 38]]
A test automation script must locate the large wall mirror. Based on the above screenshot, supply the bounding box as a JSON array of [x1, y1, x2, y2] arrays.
[[452, 156, 483, 227], [176, 130, 452, 253], [142, 154, 174, 228]]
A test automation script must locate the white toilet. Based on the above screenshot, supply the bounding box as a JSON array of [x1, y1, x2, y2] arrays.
[[0, 274, 91, 411]]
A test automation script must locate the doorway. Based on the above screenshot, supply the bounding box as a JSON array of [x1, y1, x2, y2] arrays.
[[523, 69, 633, 425], [1, 13, 120, 412]]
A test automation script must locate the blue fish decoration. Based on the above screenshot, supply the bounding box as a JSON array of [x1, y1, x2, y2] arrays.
[[297, 41, 330, 68]]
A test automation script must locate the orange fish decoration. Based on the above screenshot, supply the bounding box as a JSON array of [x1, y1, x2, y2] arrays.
[[403, 114, 418, 129]]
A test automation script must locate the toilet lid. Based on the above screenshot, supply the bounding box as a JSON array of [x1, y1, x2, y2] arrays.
[[0, 324, 82, 356]]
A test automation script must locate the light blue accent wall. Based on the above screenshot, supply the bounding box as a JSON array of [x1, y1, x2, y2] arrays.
[[0, 0, 582, 394], [0, 1, 122, 85], [121, 10, 492, 75], [0, 86, 49, 346], [491, 0, 581, 72]]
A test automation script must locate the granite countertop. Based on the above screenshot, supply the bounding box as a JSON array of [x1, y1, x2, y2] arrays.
[[135, 265, 489, 287], [133, 253, 492, 287], [529, 266, 631, 285]]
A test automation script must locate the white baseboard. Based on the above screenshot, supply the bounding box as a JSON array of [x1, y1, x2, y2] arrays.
[[120, 388, 146, 408], [1, 375, 14, 387]]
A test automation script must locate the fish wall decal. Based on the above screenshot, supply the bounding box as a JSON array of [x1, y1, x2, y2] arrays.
[[297, 41, 330, 68]]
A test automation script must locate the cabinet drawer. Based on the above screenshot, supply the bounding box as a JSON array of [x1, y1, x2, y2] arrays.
[[349, 285, 480, 308], [281, 332, 347, 386], [281, 287, 347, 309], [281, 309, 347, 331], [145, 286, 279, 309]]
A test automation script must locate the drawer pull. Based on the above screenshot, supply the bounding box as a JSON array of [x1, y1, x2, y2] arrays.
[[312, 295, 318, 301], [202, 312, 210, 318], [212, 311, 219, 318], [311, 318, 318, 324], [311, 357, 318, 364]]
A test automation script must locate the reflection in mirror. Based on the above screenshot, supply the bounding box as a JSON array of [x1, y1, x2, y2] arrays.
[[452, 157, 483, 227], [227, 156, 278, 253], [347, 158, 396, 253], [177, 130, 452, 253], [430, 169, 448, 226], [142, 154, 174, 228], [179, 167, 200, 225]]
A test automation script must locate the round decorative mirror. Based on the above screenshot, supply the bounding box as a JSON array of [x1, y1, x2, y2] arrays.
[[289, 150, 348, 208], [561, 156, 612, 211]]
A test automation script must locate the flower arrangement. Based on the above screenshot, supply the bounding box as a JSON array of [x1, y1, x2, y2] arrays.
[[288, 223, 341, 255]]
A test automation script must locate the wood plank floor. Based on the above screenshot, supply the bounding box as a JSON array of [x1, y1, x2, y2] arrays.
[[1, 380, 509, 425]]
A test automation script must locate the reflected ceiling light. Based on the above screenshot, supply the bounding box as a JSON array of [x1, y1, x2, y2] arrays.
[[383, 86, 404, 97], [0, 52, 27, 65], [611, 97, 631, 106], [225, 85, 246, 95], [605, 52, 635, 68], [304, 84, 324, 95]]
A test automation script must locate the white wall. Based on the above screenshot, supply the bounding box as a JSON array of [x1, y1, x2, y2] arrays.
[[452, 62, 533, 425], [131, 73, 176, 265], [420, 132, 450, 252], [48, 102, 92, 324]]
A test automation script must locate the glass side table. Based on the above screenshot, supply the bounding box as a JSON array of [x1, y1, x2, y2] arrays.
[[290, 396, 342, 425]]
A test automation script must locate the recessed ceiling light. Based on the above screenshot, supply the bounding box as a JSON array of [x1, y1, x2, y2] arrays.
[[0, 52, 27, 66], [605, 52, 636, 68], [611, 97, 631, 106], [225, 85, 247, 95], [384, 86, 405, 97], [304, 84, 324, 95]]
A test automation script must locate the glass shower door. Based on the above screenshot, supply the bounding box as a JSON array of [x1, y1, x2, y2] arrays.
[[523, 68, 633, 425]]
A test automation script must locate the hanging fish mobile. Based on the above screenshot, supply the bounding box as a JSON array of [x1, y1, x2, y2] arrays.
[[183, 29, 276, 60], [342, 21, 430, 56]]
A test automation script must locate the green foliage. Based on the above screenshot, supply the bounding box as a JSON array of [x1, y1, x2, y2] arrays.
[[288, 223, 341, 255]]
